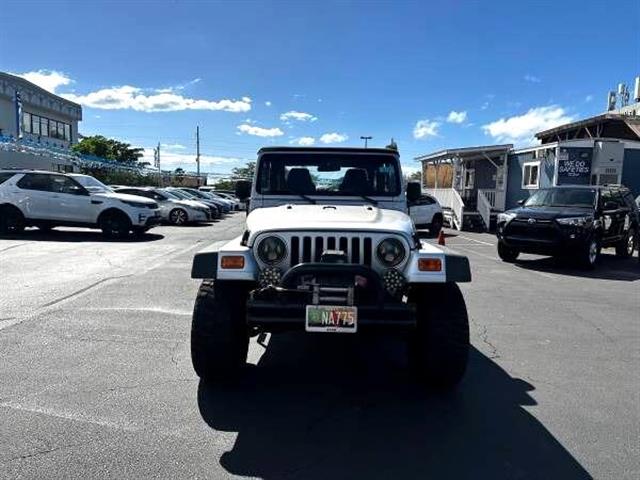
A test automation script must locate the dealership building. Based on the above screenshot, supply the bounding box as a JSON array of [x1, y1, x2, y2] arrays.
[[417, 79, 640, 231], [0, 71, 82, 171]]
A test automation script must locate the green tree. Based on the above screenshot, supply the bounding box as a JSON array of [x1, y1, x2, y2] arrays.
[[72, 135, 144, 163], [213, 161, 255, 190]]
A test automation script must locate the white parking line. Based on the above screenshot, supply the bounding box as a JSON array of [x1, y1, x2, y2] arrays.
[[453, 245, 556, 279], [454, 234, 496, 246]]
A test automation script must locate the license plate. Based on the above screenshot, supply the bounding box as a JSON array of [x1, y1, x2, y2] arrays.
[[305, 305, 357, 333]]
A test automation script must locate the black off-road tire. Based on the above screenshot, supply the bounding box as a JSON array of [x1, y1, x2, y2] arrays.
[[191, 280, 250, 382], [0, 205, 26, 234], [132, 227, 150, 238], [615, 228, 636, 258], [497, 241, 519, 262], [99, 210, 131, 239], [577, 236, 600, 269], [408, 283, 470, 390]]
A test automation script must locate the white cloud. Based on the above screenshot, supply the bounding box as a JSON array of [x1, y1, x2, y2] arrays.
[[160, 143, 186, 150], [280, 110, 318, 122], [141, 148, 245, 169], [446, 110, 467, 124], [290, 136, 315, 146], [524, 74, 541, 83], [482, 105, 575, 145], [265, 101, 272, 107], [237, 123, 284, 137], [585, 94, 594, 103], [61, 86, 251, 113], [413, 119, 440, 139], [319, 132, 348, 144], [14, 70, 73, 94]]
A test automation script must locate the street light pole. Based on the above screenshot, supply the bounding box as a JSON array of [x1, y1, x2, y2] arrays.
[[360, 136, 372, 148]]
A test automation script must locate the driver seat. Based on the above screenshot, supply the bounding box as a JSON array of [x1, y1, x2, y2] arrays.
[[340, 168, 370, 194], [286, 168, 316, 194]]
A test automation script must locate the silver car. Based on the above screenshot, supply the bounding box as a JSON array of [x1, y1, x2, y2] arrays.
[[114, 187, 213, 225]]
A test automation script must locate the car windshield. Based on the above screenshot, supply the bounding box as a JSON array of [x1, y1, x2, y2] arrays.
[[524, 188, 596, 207], [162, 190, 180, 200], [166, 189, 192, 200], [257, 153, 401, 197], [72, 175, 112, 193]]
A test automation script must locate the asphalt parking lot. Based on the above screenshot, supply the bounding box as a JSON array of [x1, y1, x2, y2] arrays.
[[0, 216, 638, 479]]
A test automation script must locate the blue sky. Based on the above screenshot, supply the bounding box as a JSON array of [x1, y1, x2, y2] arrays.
[[1, 0, 638, 176]]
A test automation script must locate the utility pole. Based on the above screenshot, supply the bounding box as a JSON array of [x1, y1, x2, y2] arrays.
[[155, 142, 162, 187], [196, 126, 201, 177], [360, 136, 372, 148]]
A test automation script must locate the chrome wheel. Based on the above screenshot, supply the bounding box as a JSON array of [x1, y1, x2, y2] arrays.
[[170, 208, 188, 225], [588, 240, 598, 265], [627, 232, 635, 255]]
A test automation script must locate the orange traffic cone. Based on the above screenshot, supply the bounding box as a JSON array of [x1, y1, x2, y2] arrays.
[[437, 229, 446, 246]]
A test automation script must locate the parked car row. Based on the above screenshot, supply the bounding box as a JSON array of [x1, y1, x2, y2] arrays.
[[0, 170, 242, 239]]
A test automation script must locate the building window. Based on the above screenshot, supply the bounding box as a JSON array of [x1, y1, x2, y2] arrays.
[[522, 161, 540, 189], [22, 112, 71, 142], [23, 112, 32, 134]]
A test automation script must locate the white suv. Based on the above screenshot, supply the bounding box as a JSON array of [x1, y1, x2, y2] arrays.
[[0, 170, 161, 238]]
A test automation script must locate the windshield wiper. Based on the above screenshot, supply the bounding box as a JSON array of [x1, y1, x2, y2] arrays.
[[291, 193, 316, 204], [354, 194, 378, 206]]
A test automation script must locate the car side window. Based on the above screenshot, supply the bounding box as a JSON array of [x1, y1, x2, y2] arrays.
[[600, 190, 624, 210], [16, 173, 53, 192], [50, 175, 86, 195], [0, 172, 15, 184]]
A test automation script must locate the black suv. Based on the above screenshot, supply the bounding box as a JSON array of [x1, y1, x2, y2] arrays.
[[496, 185, 638, 268]]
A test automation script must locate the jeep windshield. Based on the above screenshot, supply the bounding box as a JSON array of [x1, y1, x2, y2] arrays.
[[524, 188, 596, 208], [256, 153, 401, 197]]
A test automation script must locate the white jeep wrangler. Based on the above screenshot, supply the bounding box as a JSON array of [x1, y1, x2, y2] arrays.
[[190, 147, 471, 389]]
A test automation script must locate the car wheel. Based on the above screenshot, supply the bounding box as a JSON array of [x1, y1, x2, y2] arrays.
[[191, 280, 250, 382], [100, 210, 131, 239], [0, 205, 26, 234], [408, 283, 470, 390], [428, 214, 443, 238], [169, 208, 188, 225], [615, 229, 636, 258], [578, 237, 600, 269], [497, 241, 519, 262]]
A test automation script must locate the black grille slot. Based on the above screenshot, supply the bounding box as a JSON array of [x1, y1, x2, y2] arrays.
[[314, 237, 324, 261], [339, 237, 348, 254], [302, 237, 312, 262], [351, 237, 360, 263], [363, 238, 372, 266], [327, 237, 336, 250], [290, 236, 299, 266]]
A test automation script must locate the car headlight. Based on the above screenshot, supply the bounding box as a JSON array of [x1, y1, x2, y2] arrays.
[[376, 238, 406, 267], [497, 212, 517, 224], [121, 200, 150, 208], [257, 236, 287, 264], [556, 216, 592, 227]]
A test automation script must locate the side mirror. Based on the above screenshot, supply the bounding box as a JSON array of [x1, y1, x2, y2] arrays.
[[69, 185, 88, 196], [604, 201, 618, 211], [235, 180, 252, 201], [406, 182, 421, 204], [517, 199, 525, 206]]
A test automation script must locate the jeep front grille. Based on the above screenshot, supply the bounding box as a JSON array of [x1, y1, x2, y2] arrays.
[[289, 235, 374, 267]]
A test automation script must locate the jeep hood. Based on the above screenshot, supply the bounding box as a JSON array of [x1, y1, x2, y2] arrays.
[[246, 204, 413, 241]]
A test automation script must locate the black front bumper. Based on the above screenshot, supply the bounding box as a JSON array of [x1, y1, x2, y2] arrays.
[[498, 220, 591, 255], [247, 262, 416, 332], [247, 300, 416, 331]]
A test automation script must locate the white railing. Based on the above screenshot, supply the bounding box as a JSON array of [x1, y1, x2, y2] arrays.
[[477, 190, 493, 232], [477, 189, 506, 211], [425, 188, 465, 230]]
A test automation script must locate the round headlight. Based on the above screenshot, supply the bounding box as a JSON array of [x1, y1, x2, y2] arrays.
[[376, 238, 406, 267], [257, 236, 287, 264]]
